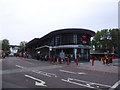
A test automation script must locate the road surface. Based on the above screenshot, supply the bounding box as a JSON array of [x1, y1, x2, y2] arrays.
[[1, 57, 119, 90]]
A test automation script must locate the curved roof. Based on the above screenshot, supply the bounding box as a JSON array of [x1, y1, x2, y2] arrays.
[[40, 28, 95, 40], [26, 28, 95, 47]]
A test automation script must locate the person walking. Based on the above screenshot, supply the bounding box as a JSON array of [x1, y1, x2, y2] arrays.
[[105, 55, 108, 64], [102, 56, 105, 64]]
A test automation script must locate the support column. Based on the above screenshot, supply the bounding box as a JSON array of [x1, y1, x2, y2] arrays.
[[81, 48, 84, 60], [49, 47, 52, 58], [74, 48, 77, 59]]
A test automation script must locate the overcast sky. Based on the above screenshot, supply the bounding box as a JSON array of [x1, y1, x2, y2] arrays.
[[0, 0, 119, 45]]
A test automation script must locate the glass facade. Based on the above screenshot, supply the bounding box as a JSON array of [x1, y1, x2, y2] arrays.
[[47, 33, 90, 46]]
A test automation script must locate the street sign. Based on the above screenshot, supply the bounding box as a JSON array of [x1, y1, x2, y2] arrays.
[[82, 40, 87, 45], [82, 35, 87, 39]]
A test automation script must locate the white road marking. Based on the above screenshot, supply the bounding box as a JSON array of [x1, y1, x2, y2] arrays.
[[32, 70, 51, 77], [61, 78, 111, 89], [59, 69, 86, 75], [71, 78, 111, 87], [61, 78, 95, 89], [32, 70, 57, 78], [25, 74, 47, 87], [16, 65, 57, 78], [35, 81, 46, 86], [78, 72, 86, 75], [16, 65, 25, 69], [59, 70, 76, 74], [109, 80, 120, 90], [45, 72, 57, 77]]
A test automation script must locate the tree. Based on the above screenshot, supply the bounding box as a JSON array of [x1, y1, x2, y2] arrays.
[[91, 31, 102, 51], [109, 29, 120, 53], [2, 39, 10, 51], [19, 41, 27, 51], [2, 39, 10, 56], [91, 28, 120, 53]]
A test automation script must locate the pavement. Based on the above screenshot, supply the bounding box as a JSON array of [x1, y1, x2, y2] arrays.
[[6, 57, 119, 74], [35, 58, 120, 74]]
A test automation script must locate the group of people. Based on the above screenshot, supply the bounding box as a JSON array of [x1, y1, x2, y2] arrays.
[[97, 54, 114, 65], [103, 55, 113, 64], [90, 54, 115, 66]]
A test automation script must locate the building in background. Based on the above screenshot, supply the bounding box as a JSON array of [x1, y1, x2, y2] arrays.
[[9, 45, 20, 56], [26, 28, 95, 61]]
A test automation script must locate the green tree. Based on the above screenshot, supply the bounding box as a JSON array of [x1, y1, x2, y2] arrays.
[[2, 39, 10, 56], [19, 41, 27, 51], [92, 28, 120, 53], [109, 29, 120, 53], [91, 31, 102, 51], [2, 39, 10, 51]]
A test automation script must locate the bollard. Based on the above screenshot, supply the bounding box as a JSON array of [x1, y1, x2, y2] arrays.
[[76, 58, 78, 65], [67, 57, 70, 65], [108, 57, 111, 64], [92, 58, 94, 66], [59, 57, 62, 64], [92, 57, 96, 66], [112, 55, 115, 59], [50, 56, 53, 63]]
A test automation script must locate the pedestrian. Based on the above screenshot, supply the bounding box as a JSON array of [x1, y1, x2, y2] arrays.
[[102, 56, 105, 64], [98, 56, 101, 61], [109, 56, 112, 63], [105, 55, 108, 64], [65, 56, 68, 62]]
